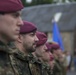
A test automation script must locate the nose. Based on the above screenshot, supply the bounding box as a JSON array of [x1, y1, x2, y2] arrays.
[[45, 45, 48, 50], [17, 17, 23, 26], [49, 51, 53, 56], [35, 35, 39, 42]]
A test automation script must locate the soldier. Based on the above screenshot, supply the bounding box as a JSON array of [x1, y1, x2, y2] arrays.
[[45, 43, 55, 75], [14, 21, 46, 75], [0, 0, 23, 75], [50, 44, 64, 75], [33, 31, 52, 75]]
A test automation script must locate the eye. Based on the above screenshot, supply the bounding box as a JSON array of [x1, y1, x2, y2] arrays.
[[30, 32, 35, 36], [11, 12, 20, 18], [45, 49, 49, 52]]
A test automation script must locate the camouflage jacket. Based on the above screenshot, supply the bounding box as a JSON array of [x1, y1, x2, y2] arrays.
[[42, 62, 54, 75], [0, 41, 42, 75], [12, 50, 43, 75], [0, 41, 16, 75], [53, 58, 63, 75]]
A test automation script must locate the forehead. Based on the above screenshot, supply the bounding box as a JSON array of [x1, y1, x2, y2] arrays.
[[39, 44, 45, 47], [9, 11, 21, 15], [21, 31, 36, 38], [0, 11, 22, 18], [25, 31, 36, 35]]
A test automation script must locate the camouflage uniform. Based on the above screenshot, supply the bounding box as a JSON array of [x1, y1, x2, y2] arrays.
[[26, 54, 51, 75], [0, 41, 16, 75], [53, 56, 67, 75], [29, 55, 50, 75], [11, 49, 44, 75], [0, 41, 43, 75], [53, 58, 63, 75], [59, 56, 67, 75], [42, 62, 55, 75]]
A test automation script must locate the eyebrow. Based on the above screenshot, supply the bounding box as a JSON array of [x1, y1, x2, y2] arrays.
[[14, 12, 21, 16], [11, 11, 21, 16]]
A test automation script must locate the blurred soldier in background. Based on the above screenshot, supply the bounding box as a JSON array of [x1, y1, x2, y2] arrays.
[[45, 42, 55, 75], [33, 31, 53, 75], [50, 43, 67, 75]]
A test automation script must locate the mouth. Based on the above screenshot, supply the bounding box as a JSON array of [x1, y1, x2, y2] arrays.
[[33, 44, 36, 47], [50, 56, 54, 61], [33, 44, 37, 49], [33, 42, 37, 45], [16, 29, 20, 31], [15, 30, 20, 35], [16, 29, 20, 32]]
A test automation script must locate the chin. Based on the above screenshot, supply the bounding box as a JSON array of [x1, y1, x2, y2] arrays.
[[11, 35, 18, 41], [32, 49, 36, 52]]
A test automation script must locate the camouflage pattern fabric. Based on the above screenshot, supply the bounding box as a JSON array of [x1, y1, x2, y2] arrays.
[[53, 58, 63, 75], [42, 62, 54, 75], [12, 49, 44, 75], [0, 41, 17, 75], [0, 41, 51, 75]]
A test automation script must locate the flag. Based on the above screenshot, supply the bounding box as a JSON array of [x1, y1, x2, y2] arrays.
[[52, 20, 64, 51]]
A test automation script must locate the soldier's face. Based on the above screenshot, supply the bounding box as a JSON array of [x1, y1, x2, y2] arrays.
[[55, 49, 62, 56], [35, 44, 47, 57], [48, 60, 55, 68], [22, 31, 39, 53], [0, 11, 23, 42], [41, 49, 52, 62], [35, 44, 52, 61]]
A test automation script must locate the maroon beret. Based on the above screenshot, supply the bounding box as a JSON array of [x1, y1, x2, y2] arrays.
[[36, 31, 47, 46], [20, 21, 37, 34], [0, 0, 23, 13], [45, 43, 54, 61], [50, 55, 54, 61], [51, 44, 60, 50], [45, 43, 52, 51]]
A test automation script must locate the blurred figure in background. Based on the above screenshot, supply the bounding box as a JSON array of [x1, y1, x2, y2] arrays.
[[50, 43, 67, 75], [64, 51, 72, 71], [73, 54, 76, 71], [33, 31, 53, 75], [45, 42, 55, 75], [65, 51, 72, 71]]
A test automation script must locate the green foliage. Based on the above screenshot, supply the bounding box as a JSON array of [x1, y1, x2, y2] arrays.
[[21, 0, 76, 7], [21, 0, 54, 7]]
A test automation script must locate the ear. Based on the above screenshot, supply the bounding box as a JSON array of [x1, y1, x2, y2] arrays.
[[17, 35, 23, 43]]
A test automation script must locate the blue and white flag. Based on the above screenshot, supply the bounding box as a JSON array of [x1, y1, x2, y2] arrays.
[[52, 20, 64, 51]]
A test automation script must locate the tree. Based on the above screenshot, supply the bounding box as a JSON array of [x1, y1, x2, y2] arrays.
[[21, 0, 76, 7], [21, 0, 54, 7]]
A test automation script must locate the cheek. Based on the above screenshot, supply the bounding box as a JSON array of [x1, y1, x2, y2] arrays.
[[58, 51, 60, 53], [8, 22, 16, 31], [1, 25, 10, 34], [39, 50, 43, 55], [0, 25, 5, 32], [55, 51, 58, 54], [45, 53, 50, 58], [6, 25, 14, 35], [6, 18, 17, 30], [5, 22, 15, 32], [23, 39, 28, 45], [41, 50, 45, 55], [42, 52, 46, 57], [28, 37, 33, 43], [24, 39, 32, 47], [0, 16, 15, 33], [42, 53, 49, 60]]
